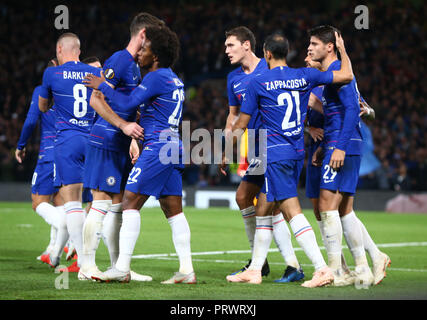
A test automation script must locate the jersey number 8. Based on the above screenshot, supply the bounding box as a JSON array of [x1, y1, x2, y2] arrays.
[[73, 84, 88, 118]]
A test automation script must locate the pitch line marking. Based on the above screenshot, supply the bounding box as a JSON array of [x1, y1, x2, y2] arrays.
[[133, 241, 427, 259], [137, 257, 427, 273], [133, 241, 427, 272]]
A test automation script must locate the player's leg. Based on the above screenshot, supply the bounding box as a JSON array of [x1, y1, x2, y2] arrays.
[[47, 192, 69, 261], [34, 192, 57, 261], [334, 155, 374, 287], [32, 161, 66, 266], [97, 150, 133, 269], [31, 161, 60, 230], [272, 204, 304, 283], [79, 189, 112, 279], [231, 178, 269, 276], [59, 182, 88, 269], [279, 196, 332, 288], [92, 190, 149, 283], [265, 159, 332, 288], [339, 195, 387, 285], [51, 134, 88, 270], [159, 195, 196, 284], [318, 189, 343, 262], [227, 192, 274, 284], [235, 180, 259, 253], [32, 193, 55, 256], [82, 188, 93, 215], [101, 192, 124, 269], [32, 193, 59, 228], [100, 190, 152, 282], [116, 190, 147, 270], [307, 154, 353, 285]]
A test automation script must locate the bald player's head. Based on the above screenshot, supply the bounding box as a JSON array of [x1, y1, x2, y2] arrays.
[[56, 32, 81, 64]]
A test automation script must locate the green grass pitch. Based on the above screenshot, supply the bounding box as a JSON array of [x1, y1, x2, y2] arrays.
[[1, 202, 427, 300]]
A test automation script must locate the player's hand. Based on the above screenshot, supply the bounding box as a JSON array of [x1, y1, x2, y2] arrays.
[[329, 148, 346, 170], [335, 31, 345, 52], [359, 100, 375, 120], [121, 122, 144, 140], [15, 148, 26, 163], [311, 146, 324, 167], [220, 153, 228, 176], [91, 89, 105, 100], [83, 70, 106, 90], [308, 127, 324, 142], [129, 139, 140, 165]]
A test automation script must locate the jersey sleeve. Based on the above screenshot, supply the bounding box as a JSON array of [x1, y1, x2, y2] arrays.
[[99, 72, 160, 112], [335, 81, 360, 152], [240, 79, 258, 117], [311, 86, 324, 101], [305, 68, 334, 87], [39, 68, 53, 99], [103, 53, 131, 88], [227, 73, 239, 106], [17, 87, 42, 149]]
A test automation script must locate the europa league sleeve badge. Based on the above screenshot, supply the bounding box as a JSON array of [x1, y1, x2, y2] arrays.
[[104, 68, 115, 80]]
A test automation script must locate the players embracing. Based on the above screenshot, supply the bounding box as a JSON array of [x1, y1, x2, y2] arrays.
[[84, 24, 196, 284], [226, 30, 355, 287]]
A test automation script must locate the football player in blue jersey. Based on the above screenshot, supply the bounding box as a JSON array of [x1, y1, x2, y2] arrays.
[[84, 25, 196, 284], [220, 26, 303, 283], [304, 49, 390, 286], [80, 15, 163, 281], [226, 31, 354, 287], [308, 25, 376, 287], [37, 32, 107, 272], [15, 59, 67, 263], [58, 56, 101, 273]]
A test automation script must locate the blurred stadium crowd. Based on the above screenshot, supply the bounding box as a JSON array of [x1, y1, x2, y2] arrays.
[[0, 0, 425, 191]]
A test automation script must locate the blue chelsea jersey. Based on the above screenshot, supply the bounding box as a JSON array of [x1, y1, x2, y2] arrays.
[[39, 61, 101, 142], [227, 58, 268, 131], [322, 60, 362, 155], [98, 67, 185, 150], [89, 49, 141, 152], [17, 85, 56, 163], [241, 65, 334, 163]]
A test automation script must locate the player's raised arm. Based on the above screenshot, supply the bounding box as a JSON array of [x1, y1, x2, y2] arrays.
[[84, 72, 151, 112], [359, 96, 375, 119], [331, 32, 354, 84], [89, 90, 144, 140]]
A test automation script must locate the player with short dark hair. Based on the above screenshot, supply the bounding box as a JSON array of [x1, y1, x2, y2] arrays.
[[221, 27, 304, 283], [307, 26, 390, 287], [225, 26, 257, 52], [79, 13, 162, 282], [37, 32, 103, 272], [226, 31, 354, 287], [84, 25, 196, 284], [82, 56, 101, 66]]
